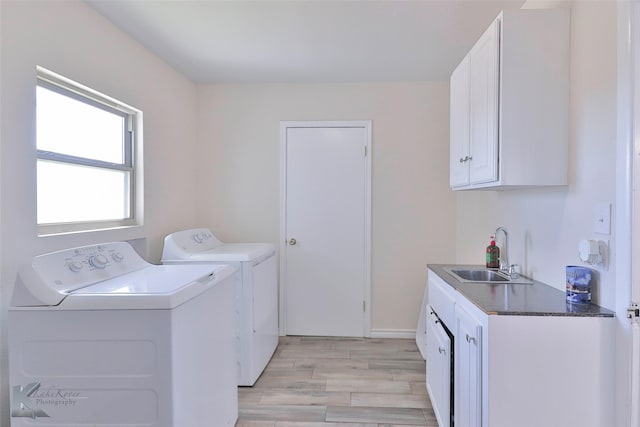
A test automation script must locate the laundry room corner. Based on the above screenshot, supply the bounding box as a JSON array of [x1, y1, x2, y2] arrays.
[[0, 2, 202, 423]]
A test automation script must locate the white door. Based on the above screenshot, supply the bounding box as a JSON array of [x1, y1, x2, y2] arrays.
[[630, 3, 640, 424], [280, 121, 371, 337], [468, 18, 499, 185]]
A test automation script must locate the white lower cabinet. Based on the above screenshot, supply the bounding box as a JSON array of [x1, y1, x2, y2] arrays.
[[454, 304, 482, 427], [426, 269, 614, 427]]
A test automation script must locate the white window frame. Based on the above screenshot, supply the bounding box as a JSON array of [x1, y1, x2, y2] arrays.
[[36, 66, 143, 236]]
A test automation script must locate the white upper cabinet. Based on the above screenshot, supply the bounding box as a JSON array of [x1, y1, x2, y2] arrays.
[[450, 8, 570, 190], [450, 52, 471, 187]]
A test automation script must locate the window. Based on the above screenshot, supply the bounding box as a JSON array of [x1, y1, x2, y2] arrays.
[[36, 67, 142, 235]]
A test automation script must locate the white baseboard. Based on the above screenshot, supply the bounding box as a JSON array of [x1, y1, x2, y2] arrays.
[[370, 329, 416, 339]]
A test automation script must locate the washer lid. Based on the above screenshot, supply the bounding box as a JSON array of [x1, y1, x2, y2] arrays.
[[58, 263, 236, 310]]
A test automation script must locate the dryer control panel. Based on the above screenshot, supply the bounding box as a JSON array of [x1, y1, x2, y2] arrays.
[[161, 227, 224, 261]]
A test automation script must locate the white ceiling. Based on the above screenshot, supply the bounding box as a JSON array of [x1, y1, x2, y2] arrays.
[[86, 0, 525, 84]]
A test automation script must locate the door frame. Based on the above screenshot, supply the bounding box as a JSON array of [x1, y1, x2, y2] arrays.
[[616, 2, 639, 426], [279, 120, 372, 337]]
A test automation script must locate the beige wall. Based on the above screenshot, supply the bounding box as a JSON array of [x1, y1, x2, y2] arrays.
[[195, 83, 456, 333], [0, 1, 199, 421]]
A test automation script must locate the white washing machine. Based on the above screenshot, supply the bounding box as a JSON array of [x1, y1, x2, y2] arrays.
[[161, 228, 278, 386], [9, 241, 238, 427]]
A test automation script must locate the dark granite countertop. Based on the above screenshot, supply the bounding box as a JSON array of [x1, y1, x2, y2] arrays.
[[428, 264, 615, 317]]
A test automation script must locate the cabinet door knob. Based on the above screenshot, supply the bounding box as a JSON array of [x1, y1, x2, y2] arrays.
[[466, 334, 476, 344], [288, 238, 297, 245], [438, 347, 446, 354]]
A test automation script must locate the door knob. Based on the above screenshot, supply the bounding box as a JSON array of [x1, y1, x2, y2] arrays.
[[288, 238, 297, 245]]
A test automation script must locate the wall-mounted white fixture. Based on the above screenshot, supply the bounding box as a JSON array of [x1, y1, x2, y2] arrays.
[[578, 239, 608, 268], [593, 202, 612, 235]]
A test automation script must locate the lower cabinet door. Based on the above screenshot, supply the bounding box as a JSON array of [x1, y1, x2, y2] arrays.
[[455, 305, 483, 427], [426, 306, 452, 427]]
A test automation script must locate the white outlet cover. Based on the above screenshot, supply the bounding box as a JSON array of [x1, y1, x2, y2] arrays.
[[593, 202, 611, 235]]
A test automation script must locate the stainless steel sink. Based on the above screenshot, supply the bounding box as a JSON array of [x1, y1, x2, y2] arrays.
[[444, 267, 532, 284], [451, 269, 510, 282]]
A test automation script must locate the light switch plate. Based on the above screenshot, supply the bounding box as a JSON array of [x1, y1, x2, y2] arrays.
[[593, 202, 611, 235]]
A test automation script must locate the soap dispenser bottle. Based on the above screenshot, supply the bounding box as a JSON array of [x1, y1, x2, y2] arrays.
[[486, 235, 500, 268]]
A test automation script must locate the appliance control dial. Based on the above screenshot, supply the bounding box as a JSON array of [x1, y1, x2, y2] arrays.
[[111, 252, 125, 262], [89, 254, 109, 269], [67, 261, 84, 272]]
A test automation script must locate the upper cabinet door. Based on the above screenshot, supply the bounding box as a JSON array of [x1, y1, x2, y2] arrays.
[[450, 56, 471, 188], [468, 18, 500, 185]]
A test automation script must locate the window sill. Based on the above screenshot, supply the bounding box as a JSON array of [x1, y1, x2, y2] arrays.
[[38, 221, 142, 238]]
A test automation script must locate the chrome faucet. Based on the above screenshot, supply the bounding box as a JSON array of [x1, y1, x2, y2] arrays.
[[495, 227, 510, 275]]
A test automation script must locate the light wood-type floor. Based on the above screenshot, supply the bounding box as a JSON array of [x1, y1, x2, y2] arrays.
[[236, 336, 438, 427]]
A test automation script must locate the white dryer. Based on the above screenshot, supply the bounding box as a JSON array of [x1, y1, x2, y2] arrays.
[[161, 228, 278, 386], [9, 241, 238, 427]]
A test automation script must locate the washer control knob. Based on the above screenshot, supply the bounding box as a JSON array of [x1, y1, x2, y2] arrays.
[[89, 254, 109, 269], [111, 252, 125, 262], [68, 261, 83, 272]]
